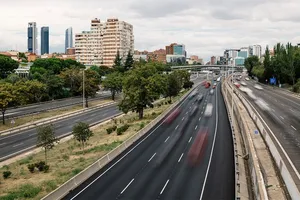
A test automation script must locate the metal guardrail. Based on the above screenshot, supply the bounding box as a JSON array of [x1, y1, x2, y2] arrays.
[[41, 82, 202, 200], [0, 102, 116, 136]]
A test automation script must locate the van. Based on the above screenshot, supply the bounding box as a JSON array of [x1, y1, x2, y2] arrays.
[[204, 103, 213, 117]]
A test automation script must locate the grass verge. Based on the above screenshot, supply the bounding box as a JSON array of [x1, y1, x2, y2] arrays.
[[0, 90, 187, 200], [0, 99, 112, 132]]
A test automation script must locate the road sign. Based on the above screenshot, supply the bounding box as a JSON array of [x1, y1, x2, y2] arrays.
[[254, 130, 259, 134], [270, 77, 276, 85]]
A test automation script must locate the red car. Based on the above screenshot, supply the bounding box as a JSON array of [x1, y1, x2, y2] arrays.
[[188, 128, 208, 166], [164, 108, 181, 124]]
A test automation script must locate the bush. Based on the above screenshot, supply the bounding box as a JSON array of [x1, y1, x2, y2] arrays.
[[117, 124, 130, 135], [168, 100, 172, 104], [62, 154, 69, 161], [292, 79, 300, 93], [44, 165, 50, 173], [3, 171, 12, 179], [35, 161, 46, 172], [140, 122, 145, 130], [27, 164, 35, 173], [79, 157, 85, 162], [106, 125, 117, 134], [18, 184, 41, 198], [152, 112, 156, 116]]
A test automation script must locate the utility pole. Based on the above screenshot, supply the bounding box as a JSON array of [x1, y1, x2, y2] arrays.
[[82, 69, 85, 108]]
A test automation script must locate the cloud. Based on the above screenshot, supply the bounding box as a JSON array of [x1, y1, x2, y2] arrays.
[[1, 0, 300, 61]]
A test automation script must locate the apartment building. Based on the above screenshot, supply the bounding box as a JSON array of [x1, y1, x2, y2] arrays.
[[75, 18, 134, 67]]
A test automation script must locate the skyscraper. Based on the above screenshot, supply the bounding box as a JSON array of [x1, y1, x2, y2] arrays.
[[41, 27, 49, 55], [65, 27, 73, 53], [28, 22, 37, 53], [75, 18, 134, 67]]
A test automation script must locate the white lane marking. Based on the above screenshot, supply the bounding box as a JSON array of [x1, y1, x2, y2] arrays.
[[188, 137, 192, 143], [13, 143, 23, 148], [148, 153, 156, 162], [29, 133, 35, 136], [199, 117, 201, 121], [120, 178, 134, 194], [160, 179, 170, 195], [69, 85, 201, 200], [195, 125, 198, 130], [281, 103, 285, 106], [280, 116, 284, 120], [290, 109, 295, 113], [182, 117, 185, 121], [178, 153, 184, 162], [186, 112, 188, 114], [199, 85, 219, 200], [291, 125, 297, 131], [272, 108, 275, 112], [0, 143, 6, 146], [164, 136, 170, 143], [175, 125, 179, 130]]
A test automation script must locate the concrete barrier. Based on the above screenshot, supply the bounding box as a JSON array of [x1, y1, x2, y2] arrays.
[[226, 81, 300, 199], [41, 83, 202, 200]]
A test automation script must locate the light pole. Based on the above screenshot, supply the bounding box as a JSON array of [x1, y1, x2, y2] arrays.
[[82, 69, 85, 109]]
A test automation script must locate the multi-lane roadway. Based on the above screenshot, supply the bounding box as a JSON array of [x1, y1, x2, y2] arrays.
[[240, 80, 300, 176], [5, 91, 111, 118], [62, 82, 235, 200]]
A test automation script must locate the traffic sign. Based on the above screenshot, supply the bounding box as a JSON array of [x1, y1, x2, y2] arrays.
[[254, 130, 259, 134]]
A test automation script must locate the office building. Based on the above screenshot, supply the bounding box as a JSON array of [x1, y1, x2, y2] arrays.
[[66, 47, 75, 55], [251, 45, 262, 58], [75, 18, 134, 67], [210, 56, 216, 65], [28, 22, 37, 53], [166, 43, 186, 57], [41, 27, 49, 55], [65, 27, 73, 53]]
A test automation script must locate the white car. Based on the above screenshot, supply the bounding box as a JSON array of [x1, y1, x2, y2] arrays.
[[245, 77, 250, 81], [210, 89, 214, 95], [254, 84, 263, 90], [255, 98, 270, 111], [241, 81, 247, 86], [204, 103, 213, 117]]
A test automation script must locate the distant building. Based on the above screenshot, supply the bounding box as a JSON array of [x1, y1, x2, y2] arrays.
[[41, 27, 49, 55], [210, 56, 216, 65], [235, 57, 245, 66], [165, 43, 186, 57], [148, 49, 166, 63], [27, 53, 37, 62], [250, 45, 262, 58], [166, 43, 177, 54], [190, 55, 198, 61], [166, 54, 185, 64], [75, 18, 134, 67], [28, 22, 37, 54], [66, 47, 75, 55], [65, 27, 73, 53], [238, 51, 247, 59]]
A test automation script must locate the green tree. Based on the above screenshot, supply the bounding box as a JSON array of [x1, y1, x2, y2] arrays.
[[124, 52, 134, 71], [0, 83, 16, 124], [0, 55, 19, 78], [252, 65, 265, 81], [79, 69, 100, 107], [165, 72, 181, 101], [60, 68, 82, 96], [36, 124, 59, 163], [45, 75, 65, 99], [6, 73, 22, 84], [119, 64, 165, 119], [285, 43, 296, 85], [263, 45, 272, 79], [114, 51, 124, 72], [72, 122, 93, 150], [245, 56, 260, 77], [102, 72, 123, 101]]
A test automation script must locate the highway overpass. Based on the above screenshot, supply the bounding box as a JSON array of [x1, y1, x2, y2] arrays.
[[171, 65, 245, 72]]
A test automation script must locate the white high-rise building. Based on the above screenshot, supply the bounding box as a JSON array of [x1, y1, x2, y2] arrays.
[[65, 27, 73, 53], [27, 22, 38, 54], [250, 45, 262, 58], [75, 18, 134, 67]]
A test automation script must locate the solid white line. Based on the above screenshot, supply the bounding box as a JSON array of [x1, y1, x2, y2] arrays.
[[178, 153, 184, 162], [280, 116, 284, 120], [160, 179, 170, 194], [182, 117, 185, 121], [175, 125, 179, 130], [69, 87, 198, 200], [188, 137, 192, 143], [0, 143, 6, 146], [13, 143, 23, 148], [148, 153, 156, 162], [291, 125, 297, 131], [120, 178, 134, 194], [199, 85, 219, 200], [29, 133, 35, 136], [164, 136, 170, 143], [272, 108, 275, 112], [199, 117, 201, 121], [195, 125, 198, 130], [186, 112, 188, 114]]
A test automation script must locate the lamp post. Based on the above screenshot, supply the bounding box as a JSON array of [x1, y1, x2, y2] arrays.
[[82, 69, 85, 109]]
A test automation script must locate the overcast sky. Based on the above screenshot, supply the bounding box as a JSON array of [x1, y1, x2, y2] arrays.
[[1, 0, 300, 61]]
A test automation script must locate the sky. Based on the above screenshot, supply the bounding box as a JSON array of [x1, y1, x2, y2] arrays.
[[1, 0, 300, 61]]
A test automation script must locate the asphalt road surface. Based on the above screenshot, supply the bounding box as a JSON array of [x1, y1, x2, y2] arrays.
[[63, 82, 235, 200], [241, 80, 300, 175], [0, 104, 121, 161], [5, 91, 111, 118]]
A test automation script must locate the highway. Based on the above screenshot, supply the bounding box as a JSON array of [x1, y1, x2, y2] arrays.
[[240, 80, 300, 175], [0, 104, 121, 161], [63, 82, 235, 200], [5, 91, 111, 118]]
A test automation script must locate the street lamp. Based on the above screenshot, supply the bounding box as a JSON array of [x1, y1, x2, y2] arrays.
[[82, 69, 85, 109]]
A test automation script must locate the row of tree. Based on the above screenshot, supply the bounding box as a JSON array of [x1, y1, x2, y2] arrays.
[[245, 43, 300, 91]]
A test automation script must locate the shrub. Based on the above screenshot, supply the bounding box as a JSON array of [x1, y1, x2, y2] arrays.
[[18, 184, 41, 198], [112, 125, 117, 131], [35, 161, 46, 172], [106, 127, 113, 134], [117, 124, 130, 135], [72, 168, 82, 176], [3, 171, 12, 179], [62, 154, 69, 161], [152, 112, 156, 116], [79, 157, 85, 162], [140, 122, 145, 130], [27, 164, 35, 173], [44, 165, 50, 173], [2, 165, 9, 170], [168, 100, 172, 104], [43, 180, 57, 192]]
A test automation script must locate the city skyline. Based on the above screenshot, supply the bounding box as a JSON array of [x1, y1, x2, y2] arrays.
[[41, 26, 49, 55], [1, 0, 300, 61]]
